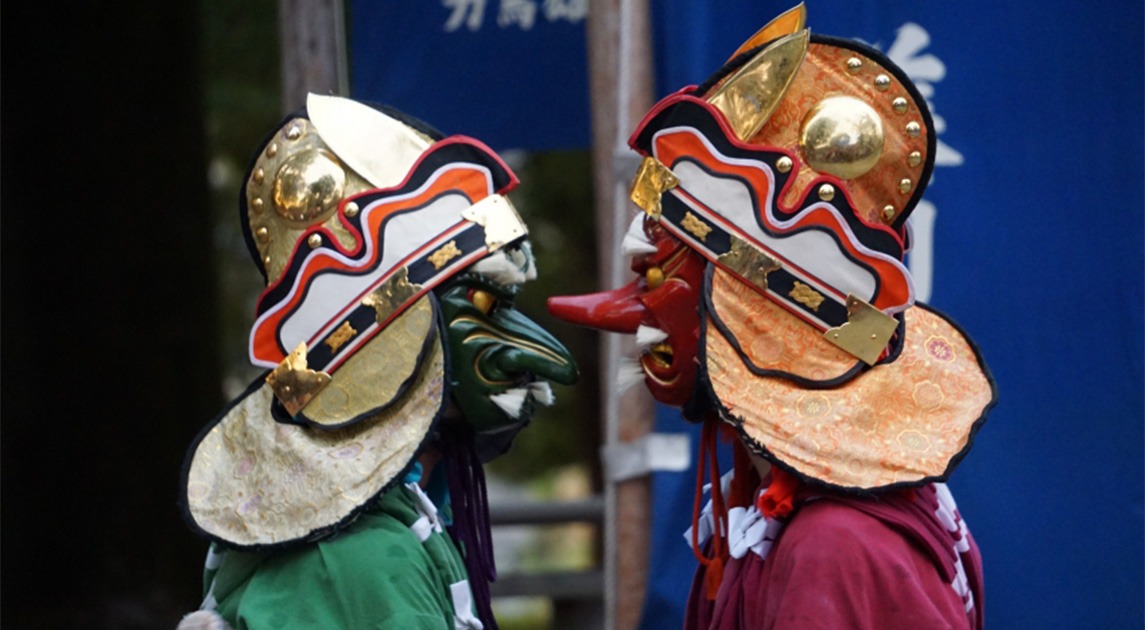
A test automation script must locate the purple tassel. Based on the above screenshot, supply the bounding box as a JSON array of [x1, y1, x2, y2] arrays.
[[444, 429, 499, 630]]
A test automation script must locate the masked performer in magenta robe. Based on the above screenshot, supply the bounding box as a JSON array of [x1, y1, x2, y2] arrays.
[[178, 94, 577, 629], [549, 6, 996, 628]]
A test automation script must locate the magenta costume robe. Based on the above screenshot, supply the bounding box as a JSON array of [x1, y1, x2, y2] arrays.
[[685, 482, 983, 630]]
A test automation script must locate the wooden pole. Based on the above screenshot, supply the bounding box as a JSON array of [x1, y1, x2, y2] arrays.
[[278, 0, 347, 112], [586, 0, 655, 628]]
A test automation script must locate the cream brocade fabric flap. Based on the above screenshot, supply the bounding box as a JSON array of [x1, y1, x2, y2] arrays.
[[186, 336, 445, 547]]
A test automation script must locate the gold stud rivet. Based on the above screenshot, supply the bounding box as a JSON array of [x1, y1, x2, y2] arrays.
[[908, 151, 922, 167], [251, 197, 265, 213], [285, 124, 303, 141], [892, 97, 908, 114], [344, 201, 359, 218], [263, 255, 272, 266], [871, 333, 878, 339], [905, 121, 921, 138], [308, 234, 322, 249], [899, 178, 913, 194], [646, 266, 665, 289], [253, 168, 265, 185], [874, 74, 891, 91], [256, 226, 270, 243], [818, 184, 836, 202], [776, 156, 793, 173], [882, 205, 895, 221], [266, 143, 279, 158], [846, 57, 862, 73]]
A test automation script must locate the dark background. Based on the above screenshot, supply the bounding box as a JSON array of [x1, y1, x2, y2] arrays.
[[3, 2, 219, 626]]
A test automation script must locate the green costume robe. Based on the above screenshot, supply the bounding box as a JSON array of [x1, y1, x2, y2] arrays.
[[197, 465, 482, 629]]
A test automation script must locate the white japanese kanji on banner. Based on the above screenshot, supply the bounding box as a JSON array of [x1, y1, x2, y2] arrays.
[[352, 0, 590, 150]]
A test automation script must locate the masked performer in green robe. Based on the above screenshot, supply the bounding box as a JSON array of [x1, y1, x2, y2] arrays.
[[178, 94, 577, 630]]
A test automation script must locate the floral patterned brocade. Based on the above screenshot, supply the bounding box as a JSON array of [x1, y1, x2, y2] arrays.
[[186, 339, 445, 547], [707, 305, 992, 489], [710, 268, 859, 382]]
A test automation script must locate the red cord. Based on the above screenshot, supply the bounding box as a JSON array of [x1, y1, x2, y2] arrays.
[[689, 420, 730, 600]]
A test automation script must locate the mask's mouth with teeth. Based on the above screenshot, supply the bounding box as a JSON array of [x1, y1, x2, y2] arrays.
[[645, 342, 674, 370], [470, 380, 556, 462]]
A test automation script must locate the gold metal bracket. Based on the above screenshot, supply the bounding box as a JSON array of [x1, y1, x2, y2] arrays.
[[629, 156, 680, 218], [266, 342, 332, 416], [461, 194, 528, 251], [362, 267, 422, 325], [717, 235, 782, 291], [823, 295, 899, 365]]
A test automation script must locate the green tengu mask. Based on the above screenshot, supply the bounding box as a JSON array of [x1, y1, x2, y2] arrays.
[[437, 241, 578, 462]]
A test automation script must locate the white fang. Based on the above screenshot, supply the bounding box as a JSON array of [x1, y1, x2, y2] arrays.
[[622, 215, 657, 256], [616, 358, 646, 395], [528, 381, 555, 406], [490, 387, 530, 418], [635, 325, 668, 350]]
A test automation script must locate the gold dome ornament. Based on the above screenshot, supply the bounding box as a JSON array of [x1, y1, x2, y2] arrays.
[[692, 17, 936, 229], [800, 96, 885, 180], [272, 149, 346, 227], [244, 94, 437, 284], [245, 117, 370, 282]]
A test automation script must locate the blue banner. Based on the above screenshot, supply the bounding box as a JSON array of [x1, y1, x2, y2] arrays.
[[350, 0, 591, 151]]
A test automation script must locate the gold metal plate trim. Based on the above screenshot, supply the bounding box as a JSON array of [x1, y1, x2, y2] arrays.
[[362, 267, 423, 325], [266, 342, 333, 416], [460, 195, 528, 251], [823, 295, 899, 365], [629, 156, 680, 218], [717, 235, 781, 290]]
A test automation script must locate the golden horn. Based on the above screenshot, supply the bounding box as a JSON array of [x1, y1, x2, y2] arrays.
[[706, 29, 809, 142], [726, 3, 807, 62]]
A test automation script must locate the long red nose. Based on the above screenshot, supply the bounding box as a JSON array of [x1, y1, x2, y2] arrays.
[[547, 279, 646, 334]]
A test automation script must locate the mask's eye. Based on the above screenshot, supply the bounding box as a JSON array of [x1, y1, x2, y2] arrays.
[[468, 289, 498, 314], [645, 266, 665, 289]]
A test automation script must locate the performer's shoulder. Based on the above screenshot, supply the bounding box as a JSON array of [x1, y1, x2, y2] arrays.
[[775, 497, 919, 567]]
